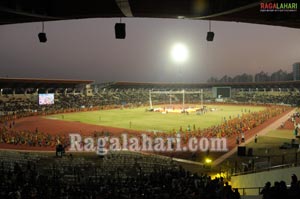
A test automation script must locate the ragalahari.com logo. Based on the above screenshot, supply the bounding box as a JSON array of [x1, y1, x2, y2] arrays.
[[260, 2, 297, 12], [68, 133, 228, 155]]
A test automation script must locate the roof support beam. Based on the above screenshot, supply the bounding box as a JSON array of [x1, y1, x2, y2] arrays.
[[115, 0, 133, 17], [0, 6, 61, 20]]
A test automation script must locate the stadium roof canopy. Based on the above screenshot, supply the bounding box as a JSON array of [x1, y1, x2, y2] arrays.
[[0, 0, 299, 29], [108, 81, 300, 90], [0, 78, 93, 89]]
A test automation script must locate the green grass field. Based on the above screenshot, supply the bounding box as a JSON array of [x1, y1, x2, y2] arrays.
[[47, 105, 265, 132]]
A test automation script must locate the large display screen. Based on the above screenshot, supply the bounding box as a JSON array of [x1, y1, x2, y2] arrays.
[[216, 87, 231, 98], [38, 93, 54, 105], [212, 87, 231, 98]]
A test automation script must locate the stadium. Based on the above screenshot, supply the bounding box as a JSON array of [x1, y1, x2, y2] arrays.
[[1, 1, 300, 199]]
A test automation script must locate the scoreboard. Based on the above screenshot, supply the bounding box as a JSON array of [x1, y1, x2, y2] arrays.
[[212, 87, 231, 98]]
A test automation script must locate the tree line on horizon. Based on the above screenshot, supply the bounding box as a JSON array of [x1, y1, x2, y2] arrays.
[[207, 69, 293, 83]]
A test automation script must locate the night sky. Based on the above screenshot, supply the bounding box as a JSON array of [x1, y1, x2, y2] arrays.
[[0, 18, 300, 83]]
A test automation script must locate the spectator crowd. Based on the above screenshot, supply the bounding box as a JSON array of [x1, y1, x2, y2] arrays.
[[0, 151, 242, 199]]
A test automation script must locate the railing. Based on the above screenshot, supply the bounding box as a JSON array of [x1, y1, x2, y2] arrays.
[[234, 184, 291, 196], [234, 187, 263, 196], [229, 151, 300, 176], [232, 163, 294, 176]]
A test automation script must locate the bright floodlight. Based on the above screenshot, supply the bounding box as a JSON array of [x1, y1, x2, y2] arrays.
[[205, 158, 212, 164], [171, 43, 188, 63]]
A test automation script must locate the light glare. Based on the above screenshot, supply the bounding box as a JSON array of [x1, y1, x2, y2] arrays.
[[171, 43, 188, 63]]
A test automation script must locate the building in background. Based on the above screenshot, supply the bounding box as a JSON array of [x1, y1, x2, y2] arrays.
[[293, 63, 300, 81]]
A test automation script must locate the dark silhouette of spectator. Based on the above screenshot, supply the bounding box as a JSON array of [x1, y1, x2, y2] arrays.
[[223, 182, 234, 199], [270, 181, 280, 199], [260, 181, 271, 199], [233, 188, 241, 199], [289, 174, 299, 199], [278, 181, 288, 199]]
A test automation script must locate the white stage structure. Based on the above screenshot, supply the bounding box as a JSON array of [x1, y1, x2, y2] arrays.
[[149, 89, 203, 109]]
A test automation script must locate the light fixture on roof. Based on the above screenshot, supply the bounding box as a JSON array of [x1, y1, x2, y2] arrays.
[[206, 20, 214, 42], [38, 22, 47, 43], [115, 18, 126, 39]]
